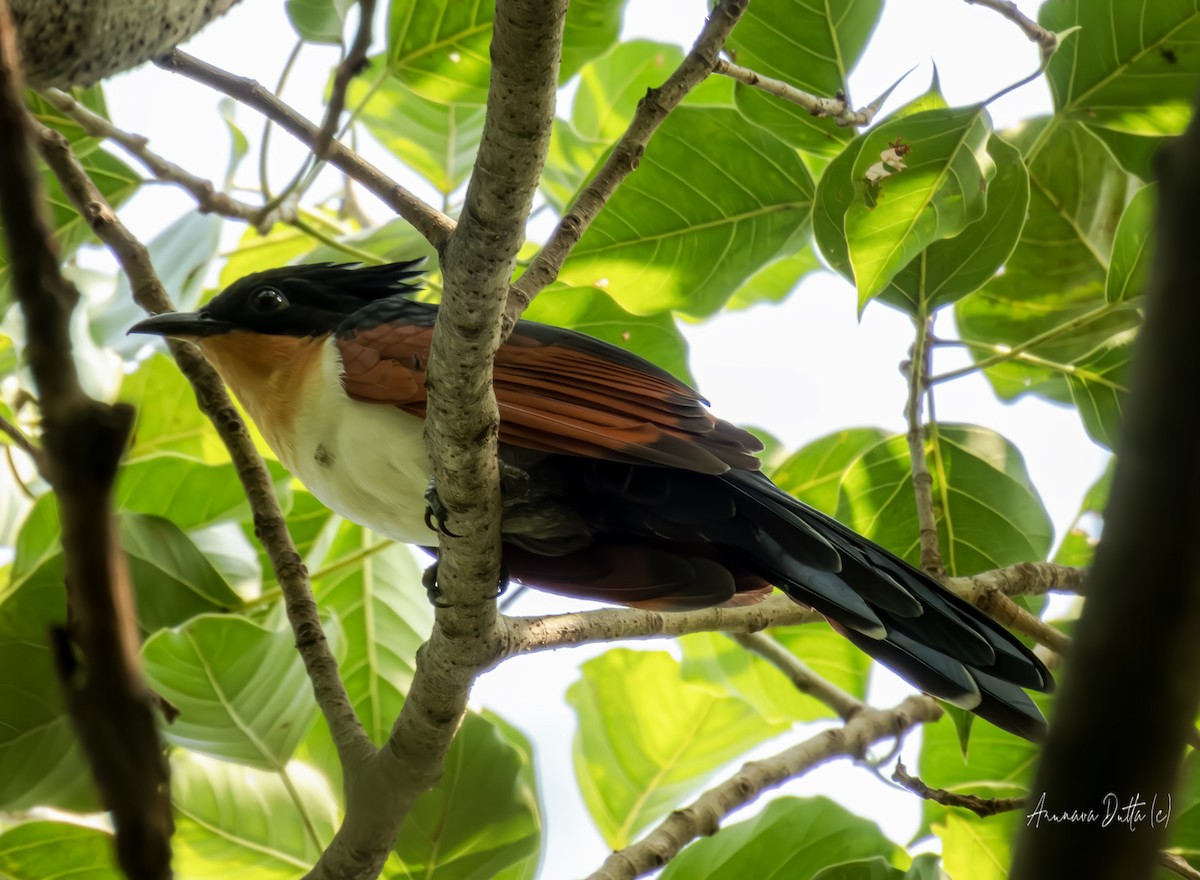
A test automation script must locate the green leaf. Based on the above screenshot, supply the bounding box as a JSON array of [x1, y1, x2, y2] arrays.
[[0, 822, 121, 879], [836, 424, 1054, 576], [1054, 459, 1111, 567], [567, 649, 787, 848], [392, 712, 541, 879], [301, 525, 431, 790], [119, 354, 225, 463], [935, 810, 1021, 880], [219, 223, 321, 289], [1167, 750, 1200, 859], [770, 428, 890, 516], [218, 98, 250, 187], [812, 858, 904, 880], [142, 615, 331, 769], [659, 797, 903, 880], [879, 134, 1030, 315], [679, 627, 870, 723], [723, 244, 823, 311], [1042, 0, 1200, 135], [115, 454, 290, 531], [121, 513, 245, 632], [303, 216, 439, 266], [845, 106, 995, 309], [349, 55, 486, 194], [558, 107, 814, 317], [1066, 329, 1135, 450], [386, 0, 620, 105], [1085, 125, 1165, 181], [26, 85, 110, 147], [172, 749, 339, 876], [522, 284, 694, 386], [287, 0, 354, 43], [1107, 184, 1156, 302], [955, 119, 1140, 403], [727, 0, 884, 154]]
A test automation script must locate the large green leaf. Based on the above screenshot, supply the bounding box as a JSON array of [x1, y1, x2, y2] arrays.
[[567, 649, 787, 848], [301, 524, 431, 790], [955, 119, 1140, 403], [723, 244, 823, 311], [770, 428, 890, 515], [172, 749, 339, 877], [658, 797, 903, 880], [521, 283, 694, 386], [1167, 750, 1200, 863], [391, 712, 542, 879], [115, 454, 291, 532], [727, 0, 885, 154], [679, 627, 871, 723], [1107, 184, 1156, 303], [348, 56, 486, 195], [558, 106, 814, 317], [836, 424, 1054, 576], [0, 822, 121, 879], [386, 0, 621, 105], [878, 135, 1029, 315], [935, 810, 1022, 880], [142, 615, 331, 769], [1054, 459, 1112, 567], [844, 106, 995, 309], [1066, 329, 1135, 450], [1086, 125, 1166, 181], [1042, 0, 1200, 135], [119, 354, 227, 462]]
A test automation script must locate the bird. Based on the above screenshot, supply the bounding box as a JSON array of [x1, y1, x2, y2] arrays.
[[129, 260, 1053, 739]]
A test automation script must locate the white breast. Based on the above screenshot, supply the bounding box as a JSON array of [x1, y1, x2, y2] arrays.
[[282, 343, 436, 545]]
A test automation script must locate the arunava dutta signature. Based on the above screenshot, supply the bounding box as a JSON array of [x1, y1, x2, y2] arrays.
[[1026, 792, 1171, 830]]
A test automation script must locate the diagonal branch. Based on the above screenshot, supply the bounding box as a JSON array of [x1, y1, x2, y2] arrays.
[[315, 0, 376, 160], [155, 49, 456, 250], [503, 0, 750, 334], [0, 4, 170, 876], [730, 631, 866, 719], [33, 122, 374, 773], [713, 58, 886, 127], [584, 695, 942, 880], [963, 0, 1057, 60]]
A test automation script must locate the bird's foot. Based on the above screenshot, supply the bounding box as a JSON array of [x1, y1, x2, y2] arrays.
[[421, 561, 510, 608], [423, 477, 462, 538]]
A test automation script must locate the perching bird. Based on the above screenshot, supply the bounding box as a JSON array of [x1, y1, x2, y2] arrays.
[[129, 261, 1053, 739]]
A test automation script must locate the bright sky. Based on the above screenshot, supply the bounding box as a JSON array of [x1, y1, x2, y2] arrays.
[[87, 0, 1106, 875]]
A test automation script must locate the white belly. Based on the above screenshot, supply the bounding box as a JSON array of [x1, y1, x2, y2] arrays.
[[283, 345, 436, 545]]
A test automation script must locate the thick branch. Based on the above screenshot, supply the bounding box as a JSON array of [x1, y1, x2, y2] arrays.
[[584, 696, 942, 880], [156, 49, 456, 250], [304, 3, 569, 877], [34, 123, 373, 773], [1012, 94, 1200, 880], [946, 561, 1087, 601], [0, 5, 170, 877], [503, 0, 750, 332]]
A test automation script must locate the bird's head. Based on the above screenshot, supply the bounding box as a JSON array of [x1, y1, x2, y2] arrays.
[[127, 260, 425, 342]]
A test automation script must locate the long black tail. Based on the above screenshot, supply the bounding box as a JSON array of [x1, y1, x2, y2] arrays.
[[721, 469, 1053, 740]]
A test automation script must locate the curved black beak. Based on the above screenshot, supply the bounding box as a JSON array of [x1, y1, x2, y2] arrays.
[[128, 311, 232, 339]]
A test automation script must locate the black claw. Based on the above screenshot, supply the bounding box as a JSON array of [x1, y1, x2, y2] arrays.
[[493, 563, 510, 600], [422, 563, 453, 608], [423, 480, 463, 538]]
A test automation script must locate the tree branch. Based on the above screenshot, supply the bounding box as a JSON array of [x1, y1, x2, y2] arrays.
[[963, 0, 1058, 60], [0, 409, 42, 469], [303, 3, 569, 877], [315, 0, 376, 160], [905, 315, 944, 575], [503, 0, 750, 333], [946, 561, 1087, 601], [155, 49, 456, 250], [892, 761, 1027, 818], [584, 696, 942, 880], [0, 4, 171, 876], [712, 58, 886, 127], [33, 122, 374, 774], [730, 632, 866, 719], [39, 87, 295, 230], [1011, 92, 1200, 880]]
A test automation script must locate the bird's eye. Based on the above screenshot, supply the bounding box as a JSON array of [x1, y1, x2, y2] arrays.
[[250, 287, 287, 313]]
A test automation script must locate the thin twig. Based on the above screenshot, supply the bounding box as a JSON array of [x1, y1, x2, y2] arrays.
[[39, 87, 295, 229], [905, 315, 944, 575], [1161, 852, 1200, 880], [963, 0, 1058, 60], [713, 58, 886, 127], [584, 696, 942, 880], [155, 49, 456, 251], [0, 4, 171, 877], [893, 761, 1027, 818], [504, 0, 750, 333], [0, 410, 40, 465], [33, 122, 374, 774], [730, 632, 866, 719], [315, 0, 376, 160]]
